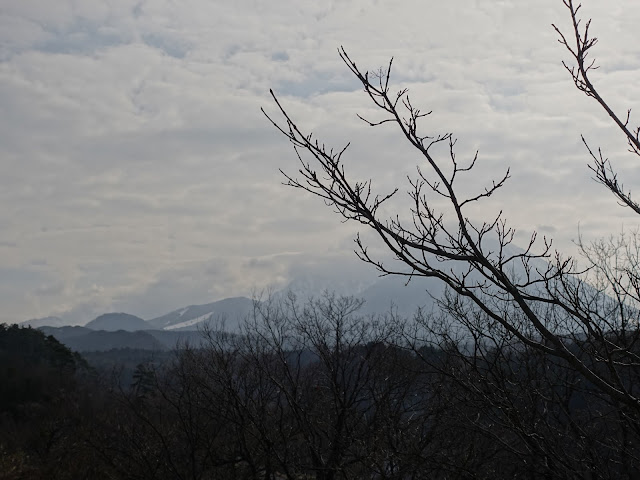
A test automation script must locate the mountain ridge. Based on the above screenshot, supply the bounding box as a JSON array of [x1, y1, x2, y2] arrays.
[[84, 313, 151, 332], [147, 296, 254, 331]]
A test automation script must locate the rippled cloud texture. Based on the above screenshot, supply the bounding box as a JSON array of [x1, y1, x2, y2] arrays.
[[2, 0, 640, 324]]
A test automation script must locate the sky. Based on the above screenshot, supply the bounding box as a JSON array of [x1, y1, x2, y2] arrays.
[[2, 0, 640, 325]]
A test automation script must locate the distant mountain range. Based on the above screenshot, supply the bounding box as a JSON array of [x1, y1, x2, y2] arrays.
[[19, 297, 256, 352], [18, 278, 452, 335], [17, 245, 555, 353], [20, 297, 256, 333], [18, 275, 444, 352], [84, 313, 151, 332], [20, 316, 67, 329]]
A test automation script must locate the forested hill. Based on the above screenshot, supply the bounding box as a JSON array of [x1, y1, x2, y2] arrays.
[[0, 323, 87, 415]]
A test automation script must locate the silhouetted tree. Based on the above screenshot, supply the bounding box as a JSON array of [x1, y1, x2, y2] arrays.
[[0, 324, 104, 479], [266, 0, 640, 415], [265, 0, 640, 477]]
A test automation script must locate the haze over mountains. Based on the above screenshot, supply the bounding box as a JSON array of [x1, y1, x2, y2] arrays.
[[22, 274, 440, 334], [20, 316, 68, 329], [19, 242, 555, 352], [24, 276, 435, 352]]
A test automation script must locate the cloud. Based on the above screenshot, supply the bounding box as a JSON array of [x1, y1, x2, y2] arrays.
[[1, 0, 640, 324]]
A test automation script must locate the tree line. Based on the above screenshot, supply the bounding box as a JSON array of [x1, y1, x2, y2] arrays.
[[2, 291, 639, 478]]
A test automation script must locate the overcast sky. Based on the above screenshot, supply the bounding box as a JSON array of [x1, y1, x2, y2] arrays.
[[2, 0, 640, 324]]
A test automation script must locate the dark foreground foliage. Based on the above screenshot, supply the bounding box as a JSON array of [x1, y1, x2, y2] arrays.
[[0, 324, 103, 479], [2, 293, 639, 479]]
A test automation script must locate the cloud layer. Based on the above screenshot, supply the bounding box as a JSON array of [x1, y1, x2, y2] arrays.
[[2, 0, 640, 324]]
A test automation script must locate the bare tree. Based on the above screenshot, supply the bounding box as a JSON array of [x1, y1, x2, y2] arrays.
[[552, 1, 640, 214], [405, 300, 640, 478], [264, 0, 640, 420], [238, 292, 429, 479]]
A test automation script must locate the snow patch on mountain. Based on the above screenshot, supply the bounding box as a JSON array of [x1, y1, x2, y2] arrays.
[[163, 312, 214, 331]]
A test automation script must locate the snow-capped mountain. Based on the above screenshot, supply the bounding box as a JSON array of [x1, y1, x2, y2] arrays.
[[147, 297, 254, 331]]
